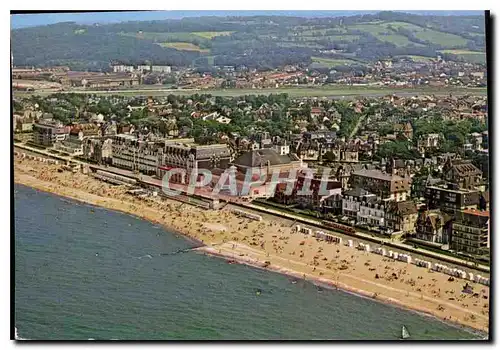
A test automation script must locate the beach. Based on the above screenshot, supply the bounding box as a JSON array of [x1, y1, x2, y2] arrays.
[[14, 156, 490, 334]]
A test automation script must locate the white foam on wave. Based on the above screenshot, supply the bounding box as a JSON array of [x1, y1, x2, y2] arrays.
[[15, 327, 29, 340]]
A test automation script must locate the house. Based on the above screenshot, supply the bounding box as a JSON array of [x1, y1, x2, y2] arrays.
[[394, 122, 413, 139], [215, 116, 232, 124], [349, 169, 410, 202], [451, 209, 489, 256], [385, 201, 418, 234], [342, 188, 376, 219], [112, 64, 135, 73], [310, 107, 325, 119], [442, 159, 482, 190], [32, 119, 68, 146], [415, 210, 452, 244], [54, 123, 102, 155], [357, 200, 386, 228], [417, 133, 440, 154], [321, 193, 343, 215], [151, 65, 171, 74], [295, 171, 342, 210], [82, 138, 113, 164], [273, 141, 290, 156], [137, 64, 151, 72], [385, 158, 410, 178]]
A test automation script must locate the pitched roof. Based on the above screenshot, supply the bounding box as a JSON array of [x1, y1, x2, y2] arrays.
[[389, 200, 418, 215], [232, 149, 299, 168], [352, 169, 404, 182], [343, 188, 374, 198], [451, 162, 482, 177]]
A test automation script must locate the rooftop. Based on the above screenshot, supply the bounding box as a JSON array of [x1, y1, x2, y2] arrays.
[[352, 169, 404, 182], [463, 209, 490, 217]]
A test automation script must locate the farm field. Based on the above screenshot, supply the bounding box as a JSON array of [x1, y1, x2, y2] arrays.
[[158, 42, 210, 53], [439, 49, 486, 64], [348, 23, 417, 47], [191, 31, 234, 39], [311, 56, 360, 66], [414, 29, 468, 47], [396, 55, 435, 62]]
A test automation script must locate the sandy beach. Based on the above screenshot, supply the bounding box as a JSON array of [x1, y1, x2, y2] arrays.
[[14, 156, 490, 334]]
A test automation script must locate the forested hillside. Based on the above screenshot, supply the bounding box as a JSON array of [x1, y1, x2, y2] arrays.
[[11, 11, 486, 71]]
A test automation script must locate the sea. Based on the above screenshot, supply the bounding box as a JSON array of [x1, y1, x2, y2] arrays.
[[14, 184, 484, 340]]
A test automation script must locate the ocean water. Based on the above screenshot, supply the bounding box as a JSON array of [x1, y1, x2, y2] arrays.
[[14, 184, 482, 340]]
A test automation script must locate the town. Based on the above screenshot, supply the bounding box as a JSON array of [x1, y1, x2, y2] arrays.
[[13, 88, 490, 266], [12, 55, 487, 93]]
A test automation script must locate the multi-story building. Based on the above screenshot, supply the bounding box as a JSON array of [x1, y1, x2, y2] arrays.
[[111, 134, 165, 176], [55, 124, 102, 155], [231, 148, 303, 176], [442, 159, 482, 190], [424, 183, 480, 213], [349, 169, 410, 202], [151, 65, 171, 74], [417, 133, 441, 155], [294, 172, 342, 210], [451, 209, 489, 256], [137, 64, 151, 72], [357, 200, 386, 228], [32, 119, 68, 147], [112, 65, 135, 73], [83, 138, 113, 164], [342, 188, 376, 219], [158, 143, 232, 183], [385, 200, 418, 234], [415, 210, 452, 244]]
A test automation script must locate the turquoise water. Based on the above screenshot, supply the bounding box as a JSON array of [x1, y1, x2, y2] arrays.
[[14, 184, 482, 340]]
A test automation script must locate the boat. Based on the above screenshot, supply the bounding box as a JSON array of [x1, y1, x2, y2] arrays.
[[401, 325, 410, 340]]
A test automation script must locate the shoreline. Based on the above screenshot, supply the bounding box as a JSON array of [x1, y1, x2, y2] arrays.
[[196, 244, 485, 338], [14, 158, 490, 334]]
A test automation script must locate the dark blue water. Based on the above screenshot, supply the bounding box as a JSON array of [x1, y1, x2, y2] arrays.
[[14, 184, 481, 340]]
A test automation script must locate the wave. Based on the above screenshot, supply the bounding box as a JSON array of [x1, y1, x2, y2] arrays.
[[134, 254, 153, 260], [15, 327, 29, 340]]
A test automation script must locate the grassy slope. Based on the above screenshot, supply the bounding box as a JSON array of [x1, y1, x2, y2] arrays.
[[311, 56, 359, 66], [191, 31, 234, 39], [159, 42, 210, 53]]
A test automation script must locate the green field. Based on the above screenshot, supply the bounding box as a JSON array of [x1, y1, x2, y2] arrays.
[[414, 29, 468, 47], [311, 56, 359, 66], [22, 86, 486, 99], [159, 42, 210, 53], [191, 31, 234, 39], [120, 32, 212, 46], [349, 23, 416, 47], [397, 55, 435, 63], [382, 21, 426, 31], [439, 49, 486, 64]]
